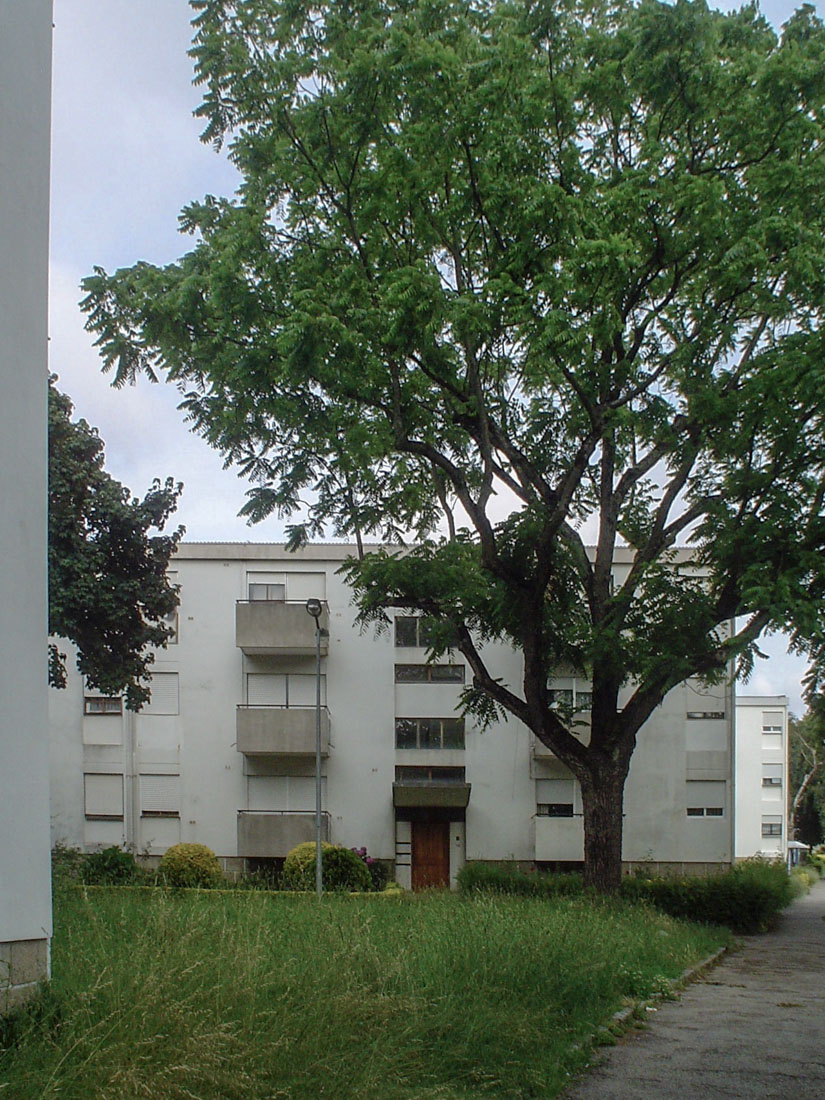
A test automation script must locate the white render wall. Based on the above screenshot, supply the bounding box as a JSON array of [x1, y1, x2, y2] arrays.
[[0, 0, 53, 1009], [735, 695, 789, 860], [50, 543, 739, 876]]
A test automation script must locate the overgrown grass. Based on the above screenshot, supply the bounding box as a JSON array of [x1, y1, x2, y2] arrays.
[[0, 886, 728, 1099]]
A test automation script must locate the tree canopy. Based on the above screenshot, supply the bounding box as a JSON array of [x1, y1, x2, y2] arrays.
[[790, 706, 825, 844], [81, 0, 825, 887], [48, 377, 183, 710]]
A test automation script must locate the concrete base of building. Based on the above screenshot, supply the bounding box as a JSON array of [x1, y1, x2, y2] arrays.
[[0, 937, 50, 1014]]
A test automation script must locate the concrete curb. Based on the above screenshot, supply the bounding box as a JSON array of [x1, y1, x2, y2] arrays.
[[601, 944, 730, 1038]]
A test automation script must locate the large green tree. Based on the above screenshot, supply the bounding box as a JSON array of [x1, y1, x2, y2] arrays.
[[82, 0, 825, 889], [790, 707, 825, 844], [49, 377, 183, 710]]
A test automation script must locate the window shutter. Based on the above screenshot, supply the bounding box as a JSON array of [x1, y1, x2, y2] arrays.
[[85, 773, 123, 818], [140, 774, 180, 814], [143, 672, 179, 715], [247, 674, 287, 706]]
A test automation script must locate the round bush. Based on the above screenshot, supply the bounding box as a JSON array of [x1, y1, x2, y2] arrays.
[[160, 843, 222, 888], [283, 840, 335, 877], [281, 842, 371, 891]]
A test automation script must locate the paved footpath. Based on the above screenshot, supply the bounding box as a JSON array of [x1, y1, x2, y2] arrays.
[[563, 879, 825, 1099]]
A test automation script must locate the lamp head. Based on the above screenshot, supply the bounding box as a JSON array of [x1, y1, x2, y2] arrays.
[[305, 598, 323, 619]]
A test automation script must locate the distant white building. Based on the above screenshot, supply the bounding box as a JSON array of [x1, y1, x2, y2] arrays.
[[48, 542, 753, 885], [1, 0, 53, 1011], [734, 695, 789, 862]]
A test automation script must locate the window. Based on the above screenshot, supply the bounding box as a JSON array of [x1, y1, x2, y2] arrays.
[[686, 711, 725, 720], [762, 764, 782, 788], [537, 803, 574, 817], [140, 774, 180, 818], [395, 765, 466, 785], [395, 664, 465, 684], [394, 616, 459, 649], [762, 816, 783, 837], [536, 777, 575, 816], [84, 773, 123, 819], [249, 582, 286, 602], [549, 688, 592, 710], [395, 717, 465, 750], [762, 711, 783, 735], [686, 806, 724, 818], [84, 696, 123, 715], [163, 610, 179, 644]]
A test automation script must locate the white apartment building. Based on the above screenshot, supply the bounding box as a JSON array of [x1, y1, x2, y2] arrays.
[[1, 0, 53, 1011], [734, 695, 789, 861], [49, 543, 746, 886]]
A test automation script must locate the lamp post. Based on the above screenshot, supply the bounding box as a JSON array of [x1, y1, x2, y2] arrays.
[[305, 598, 324, 898]]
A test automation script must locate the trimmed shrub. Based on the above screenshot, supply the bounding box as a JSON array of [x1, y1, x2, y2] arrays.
[[281, 841, 335, 889], [281, 842, 372, 892], [620, 859, 794, 933], [81, 846, 141, 885], [159, 843, 222, 888], [457, 862, 584, 899]]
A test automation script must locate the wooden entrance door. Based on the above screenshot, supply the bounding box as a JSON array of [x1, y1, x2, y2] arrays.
[[411, 820, 450, 890]]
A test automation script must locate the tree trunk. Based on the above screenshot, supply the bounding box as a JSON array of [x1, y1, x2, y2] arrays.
[[580, 768, 625, 893]]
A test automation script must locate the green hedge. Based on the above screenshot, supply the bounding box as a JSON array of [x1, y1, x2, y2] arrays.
[[458, 859, 794, 933], [457, 862, 584, 899], [621, 860, 793, 933]]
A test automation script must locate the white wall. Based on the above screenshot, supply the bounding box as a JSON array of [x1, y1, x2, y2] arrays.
[[0, 0, 53, 986]]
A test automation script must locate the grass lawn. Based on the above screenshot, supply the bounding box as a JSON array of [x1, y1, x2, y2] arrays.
[[0, 885, 729, 1099]]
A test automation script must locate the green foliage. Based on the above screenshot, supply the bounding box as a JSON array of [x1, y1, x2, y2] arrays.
[[80, 847, 141, 886], [0, 887, 728, 1098], [457, 861, 584, 899], [159, 843, 223, 888], [790, 710, 825, 844], [460, 859, 795, 934], [48, 377, 183, 710], [620, 860, 794, 933], [50, 843, 85, 888], [80, 0, 825, 888], [281, 842, 372, 892]]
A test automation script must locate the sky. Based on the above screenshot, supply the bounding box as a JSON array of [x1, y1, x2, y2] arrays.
[[49, 0, 821, 714]]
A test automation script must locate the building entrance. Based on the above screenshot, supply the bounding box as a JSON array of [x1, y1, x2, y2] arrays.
[[411, 819, 450, 889]]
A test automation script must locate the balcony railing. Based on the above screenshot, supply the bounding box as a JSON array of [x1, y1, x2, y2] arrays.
[[237, 809, 331, 858], [236, 705, 330, 756], [235, 600, 329, 656]]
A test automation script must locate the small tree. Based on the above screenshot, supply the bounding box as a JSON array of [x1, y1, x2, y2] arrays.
[[48, 377, 183, 710], [81, 0, 825, 888]]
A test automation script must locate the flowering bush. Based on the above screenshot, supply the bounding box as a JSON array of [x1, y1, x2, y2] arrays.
[[351, 846, 390, 891]]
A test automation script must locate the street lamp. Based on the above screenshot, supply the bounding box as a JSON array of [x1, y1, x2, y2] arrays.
[[305, 598, 324, 898]]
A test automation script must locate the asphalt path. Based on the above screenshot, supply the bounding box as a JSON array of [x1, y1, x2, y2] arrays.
[[563, 878, 825, 1099]]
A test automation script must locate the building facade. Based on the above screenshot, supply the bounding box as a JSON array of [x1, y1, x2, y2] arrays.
[[48, 543, 746, 885], [734, 695, 789, 862], [0, 0, 53, 1011]]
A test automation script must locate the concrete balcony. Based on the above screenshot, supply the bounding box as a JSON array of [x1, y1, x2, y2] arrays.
[[237, 810, 331, 858], [534, 814, 585, 861], [235, 600, 329, 656], [236, 705, 330, 756]]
